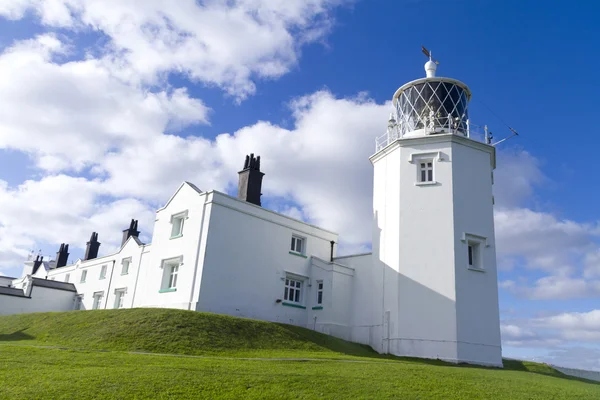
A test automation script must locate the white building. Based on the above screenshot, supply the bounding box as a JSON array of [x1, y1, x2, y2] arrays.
[[0, 58, 503, 367]]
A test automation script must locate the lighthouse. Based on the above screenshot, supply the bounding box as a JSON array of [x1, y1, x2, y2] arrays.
[[370, 51, 503, 366]]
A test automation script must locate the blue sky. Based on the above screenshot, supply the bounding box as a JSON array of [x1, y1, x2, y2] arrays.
[[0, 0, 599, 370]]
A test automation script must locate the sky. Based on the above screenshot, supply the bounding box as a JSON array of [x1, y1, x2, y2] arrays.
[[0, 0, 599, 371]]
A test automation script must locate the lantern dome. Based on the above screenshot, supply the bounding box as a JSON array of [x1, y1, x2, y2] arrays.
[[391, 60, 472, 138]]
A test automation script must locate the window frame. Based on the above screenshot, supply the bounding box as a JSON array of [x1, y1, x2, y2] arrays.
[[92, 291, 104, 310], [80, 270, 87, 283], [121, 257, 132, 275], [418, 160, 434, 183], [170, 210, 188, 239], [65, 273, 70, 283], [74, 294, 84, 310], [462, 233, 487, 272], [283, 277, 304, 304], [410, 152, 441, 186], [290, 234, 306, 255], [99, 265, 107, 280], [160, 256, 183, 292], [113, 288, 127, 309], [316, 280, 324, 305]]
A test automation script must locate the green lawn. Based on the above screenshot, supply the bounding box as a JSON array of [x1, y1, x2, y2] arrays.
[[0, 309, 598, 399]]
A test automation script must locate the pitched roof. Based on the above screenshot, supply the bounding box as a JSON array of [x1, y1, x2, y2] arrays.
[[185, 181, 203, 194], [157, 181, 203, 212], [0, 286, 26, 297], [31, 278, 77, 292]]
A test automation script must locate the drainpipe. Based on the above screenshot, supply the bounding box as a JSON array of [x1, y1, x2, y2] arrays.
[[103, 260, 116, 309], [329, 241, 335, 262], [130, 245, 146, 307], [188, 193, 210, 311]]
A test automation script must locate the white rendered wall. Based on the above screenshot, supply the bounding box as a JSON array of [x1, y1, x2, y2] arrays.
[[196, 191, 338, 328], [135, 183, 209, 310], [42, 237, 146, 310], [0, 286, 75, 316], [310, 257, 354, 340], [334, 253, 384, 350], [0, 276, 13, 287], [551, 365, 600, 382], [451, 140, 502, 366], [372, 137, 458, 362], [370, 134, 502, 366]]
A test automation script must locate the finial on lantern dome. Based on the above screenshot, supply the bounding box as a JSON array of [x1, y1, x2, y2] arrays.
[[421, 46, 439, 78]]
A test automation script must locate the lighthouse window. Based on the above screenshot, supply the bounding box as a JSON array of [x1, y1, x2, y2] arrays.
[[467, 241, 483, 270], [418, 161, 434, 182]]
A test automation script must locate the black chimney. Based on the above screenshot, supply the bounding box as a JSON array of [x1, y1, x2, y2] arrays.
[[237, 153, 264, 206], [84, 232, 101, 261], [55, 243, 69, 268], [330, 241, 335, 262], [32, 255, 44, 275], [121, 219, 140, 246]]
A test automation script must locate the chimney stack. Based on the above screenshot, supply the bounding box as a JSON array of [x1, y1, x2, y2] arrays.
[[237, 153, 264, 206], [32, 255, 44, 275], [84, 232, 101, 261], [121, 219, 140, 246], [55, 244, 69, 268]]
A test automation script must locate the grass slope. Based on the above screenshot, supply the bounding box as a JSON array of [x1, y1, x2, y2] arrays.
[[0, 309, 598, 399], [0, 308, 377, 358]]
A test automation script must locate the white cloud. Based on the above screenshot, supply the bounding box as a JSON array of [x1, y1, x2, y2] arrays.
[[502, 310, 600, 351], [0, 34, 209, 172], [0, 0, 350, 100], [493, 149, 546, 208], [534, 310, 600, 333], [0, 176, 155, 271]]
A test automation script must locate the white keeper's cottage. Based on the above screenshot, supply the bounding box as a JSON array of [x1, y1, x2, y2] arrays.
[[0, 57, 503, 367]]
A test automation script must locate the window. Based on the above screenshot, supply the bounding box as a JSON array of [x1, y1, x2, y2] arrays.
[[121, 258, 131, 275], [92, 291, 104, 310], [74, 295, 83, 310], [160, 257, 182, 291], [290, 235, 305, 254], [284, 278, 303, 304], [170, 211, 187, 238], [467, 241, 482, 270], [80, 270, 87, 283], [114, 288, 126, 309], [168, 265, 178, 289], [65, 273, 70, 283], [99, 265, 107, 280], [468, 245, 474, 266], [316, 281, 323, 305], [418, 160, 434, 183]]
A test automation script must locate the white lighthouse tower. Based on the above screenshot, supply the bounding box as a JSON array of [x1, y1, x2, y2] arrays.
[[370, 51, 502, 366]]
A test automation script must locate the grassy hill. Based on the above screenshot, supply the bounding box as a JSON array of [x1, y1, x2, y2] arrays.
[[0, 309, 598, 399]]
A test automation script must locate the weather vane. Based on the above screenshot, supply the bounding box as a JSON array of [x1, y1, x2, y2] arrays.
[[421, 46, 439, 65]]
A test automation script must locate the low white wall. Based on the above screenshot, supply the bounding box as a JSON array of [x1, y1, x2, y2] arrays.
[[0, 286, 75, 316], [0, 276, 14, 287], [552, 365, 600, 382]]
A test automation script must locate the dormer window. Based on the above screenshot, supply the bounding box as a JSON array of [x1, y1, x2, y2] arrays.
[[170, 211, 188, 239]]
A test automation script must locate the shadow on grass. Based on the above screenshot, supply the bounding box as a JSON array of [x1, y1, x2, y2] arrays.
[[0, 329, 34, 342]]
